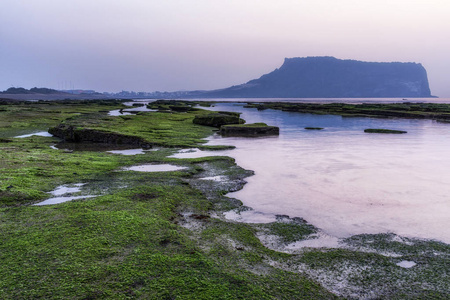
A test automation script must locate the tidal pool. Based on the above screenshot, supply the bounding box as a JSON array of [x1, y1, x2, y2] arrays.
[[49, 183, 85, 196], [107, 148, 155, 155], [123, 164, 186, 172], [223, 209, 278, 223], [108, 110, 132, 116], [200, 176, 229, 182], [35, 183, 96, 206], [396, 260, 417, 268], [204, 103, 450, 243], [15, 131, 53, 138], [35, 195, 96, 206], [109, 101, 156, 116], [169, 148, 231, 159]]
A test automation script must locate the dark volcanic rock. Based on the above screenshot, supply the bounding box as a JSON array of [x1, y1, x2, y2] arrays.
[[305, 127, 324, 130], [220, 123, 279, 136], [193, 112, 245, 127], [48, 124, 151, 147], [169, 105, 193, 112], [194, 56, 432, 98], [364, 129, 407, 134]]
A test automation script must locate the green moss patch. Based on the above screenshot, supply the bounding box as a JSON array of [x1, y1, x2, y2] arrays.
[[1, 100, 449, 299], [220, 123, 280, 136]]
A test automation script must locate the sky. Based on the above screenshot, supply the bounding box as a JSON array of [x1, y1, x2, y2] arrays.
[[1, 0, 450, 97]]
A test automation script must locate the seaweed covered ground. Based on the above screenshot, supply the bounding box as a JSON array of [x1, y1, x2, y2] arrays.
[[0, 100, 449, 299]]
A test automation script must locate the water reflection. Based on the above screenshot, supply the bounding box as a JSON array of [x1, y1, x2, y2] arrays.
[[107, 148, 155, 155], [204, 103, 450, 243], [34, 183, 96, 206], [169, 148, 231, 159], [109, 101, 156, 116], [15, 131, 53, 138], [123, 164, 186, 172], [108, 110, 132, 116]]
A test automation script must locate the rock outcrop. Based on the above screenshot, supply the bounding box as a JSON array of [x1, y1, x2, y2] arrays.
[[193, 112, 245, 127], [48, 124, 152, 148], [364, 129, 407, 134], [219, 123, 280, 136], [192, 57, 432, 98]]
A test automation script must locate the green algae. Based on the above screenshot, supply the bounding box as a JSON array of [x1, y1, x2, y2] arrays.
[[0, 100, 449, 299]]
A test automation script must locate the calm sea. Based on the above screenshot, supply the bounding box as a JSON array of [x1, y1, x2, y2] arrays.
[[194, 101, 450, 243]]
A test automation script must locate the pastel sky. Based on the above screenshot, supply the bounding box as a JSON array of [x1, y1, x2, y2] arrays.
[[1, 0, 449, 97]]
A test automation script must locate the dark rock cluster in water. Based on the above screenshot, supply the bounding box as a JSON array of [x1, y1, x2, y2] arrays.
[[364, 128, 407, 134], [220, 123, 280, 136], [193, 112, 245, 127]]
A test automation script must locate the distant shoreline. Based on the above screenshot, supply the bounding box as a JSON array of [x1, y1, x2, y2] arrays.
[[2, 93, 449, 104], [0, 93, 114, 101]]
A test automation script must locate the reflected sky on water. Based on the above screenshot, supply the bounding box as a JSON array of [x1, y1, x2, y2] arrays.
[[204, 103, 450, 243]]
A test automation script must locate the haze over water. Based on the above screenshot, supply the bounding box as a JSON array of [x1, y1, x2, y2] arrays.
[[203, 102, 450, 243]]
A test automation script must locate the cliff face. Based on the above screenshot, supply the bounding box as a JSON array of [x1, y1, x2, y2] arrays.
[[201, 57, 432, 98]]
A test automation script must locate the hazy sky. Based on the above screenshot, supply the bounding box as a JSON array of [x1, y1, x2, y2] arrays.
[[1, 0, 449, 97]]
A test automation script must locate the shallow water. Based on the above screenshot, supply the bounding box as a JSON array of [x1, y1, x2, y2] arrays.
[[204, 103, 450, 243], [123, 164, 186, 172], [35, 183, 96, 206], [15, 131, 53, 138], [49, 183, 84, 196], [109, 101, 156, 116], [185, 97, 450, 104], [107, 148, 155, 155], [223, 209, 278, 223], [396, 260, 417, 268], [169, 148, 231, 159], [35, 195, 96, 206], [200, 175, 229, 182], [108, 110, 132, 116]]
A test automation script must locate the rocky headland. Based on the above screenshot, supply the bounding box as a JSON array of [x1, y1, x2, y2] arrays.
[[181, 56, 433, 98]]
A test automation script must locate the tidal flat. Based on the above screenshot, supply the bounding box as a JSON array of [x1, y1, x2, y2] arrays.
[[0, 99, 449, 299]]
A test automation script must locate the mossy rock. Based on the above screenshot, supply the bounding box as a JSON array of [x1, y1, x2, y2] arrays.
[[48, 124, 151, 147], [217, 111, 242, 117], [169, 105, 193, 112], [220, 123, 279, 136], [364, 129, 407, 134], [193, 113, 245, 128]]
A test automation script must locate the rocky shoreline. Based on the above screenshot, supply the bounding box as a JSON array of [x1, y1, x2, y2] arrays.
[[0, 99, 449, 299]]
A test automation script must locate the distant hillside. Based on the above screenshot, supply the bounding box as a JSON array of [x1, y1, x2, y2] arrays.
[[0, 87, 111, 101], [0, 87, 63, 94], [188, 57, 432, 98]]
